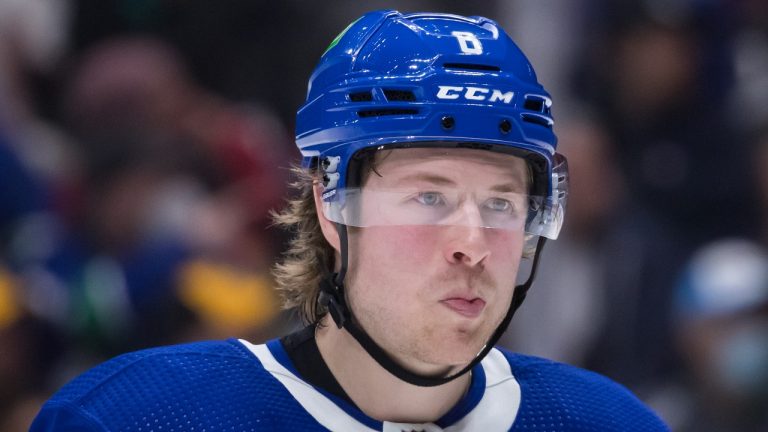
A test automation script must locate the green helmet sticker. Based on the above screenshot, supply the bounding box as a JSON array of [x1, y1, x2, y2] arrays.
[[323, 17, 362, 55]]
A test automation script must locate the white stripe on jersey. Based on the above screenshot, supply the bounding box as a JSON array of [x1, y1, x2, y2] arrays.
[[448, 348, 521, 431], [241, 340, 377, 431]]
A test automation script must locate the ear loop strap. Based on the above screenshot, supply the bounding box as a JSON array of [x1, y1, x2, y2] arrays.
[[319, 225, 547, 387]]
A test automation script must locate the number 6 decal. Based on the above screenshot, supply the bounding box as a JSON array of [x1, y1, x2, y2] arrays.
[[451, 31, 483, 54]]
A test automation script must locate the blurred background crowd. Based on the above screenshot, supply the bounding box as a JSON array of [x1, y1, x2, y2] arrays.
[[0, 0, 766, 430]]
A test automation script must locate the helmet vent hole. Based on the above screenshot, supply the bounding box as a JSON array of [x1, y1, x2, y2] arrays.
[[358, 109, 419, 118], [521, 113, 553, 129], [523, 95, 552, 115], [443, 63, 501, 72], [349, 91, 373, 102], [383, 89, 416, 102], [523, 98, 544, 112]]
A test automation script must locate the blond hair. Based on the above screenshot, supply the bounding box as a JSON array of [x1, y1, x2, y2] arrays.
[[271, 166, 334, 324]]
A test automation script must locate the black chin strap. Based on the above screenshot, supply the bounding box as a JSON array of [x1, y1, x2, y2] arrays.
[[318, 224, 548, 387]]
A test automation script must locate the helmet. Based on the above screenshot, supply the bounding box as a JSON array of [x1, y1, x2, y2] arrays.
[[296, 10, 568, 240], [296, 10, 568, 387]]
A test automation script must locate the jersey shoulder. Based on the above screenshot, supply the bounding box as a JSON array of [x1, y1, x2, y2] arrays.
[[497, 349, 670, 432], [31, 339, 323, 432]]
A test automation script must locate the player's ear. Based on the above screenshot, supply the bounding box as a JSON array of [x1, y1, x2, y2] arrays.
[[313, 183, 341, 252]]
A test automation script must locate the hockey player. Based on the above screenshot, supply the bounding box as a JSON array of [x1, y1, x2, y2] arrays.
[[31, 10, 669, 431]]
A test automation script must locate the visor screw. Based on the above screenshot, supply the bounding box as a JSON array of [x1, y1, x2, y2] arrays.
[[499, 119, 512, 134], [440, 115, 455, 130]]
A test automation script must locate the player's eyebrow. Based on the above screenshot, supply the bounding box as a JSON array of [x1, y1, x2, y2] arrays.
[[392, 173, 458, 187], [489, 182, 526, 193], [390, 172, 526, 192], [490, 173, 529, 193]]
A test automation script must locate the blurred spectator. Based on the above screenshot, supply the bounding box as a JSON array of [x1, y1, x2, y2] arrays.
[[670, 239, 768, 431], [573, 2, 748, 246], [0, 0, 75, 199], [63, 37, 290, 226], [25, 36, 294, 357]]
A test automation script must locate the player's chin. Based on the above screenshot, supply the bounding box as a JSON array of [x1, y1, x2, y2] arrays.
[[428, 333, 489, 365], [424, 352, 481, 373]]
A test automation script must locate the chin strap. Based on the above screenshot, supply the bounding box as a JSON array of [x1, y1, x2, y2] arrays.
[[318, 224, 548, 387]]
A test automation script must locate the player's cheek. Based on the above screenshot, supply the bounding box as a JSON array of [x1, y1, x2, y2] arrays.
[[373, 225, 442, 263]]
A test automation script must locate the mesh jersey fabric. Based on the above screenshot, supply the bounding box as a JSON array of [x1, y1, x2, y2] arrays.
[[30, 338, 669, 431]]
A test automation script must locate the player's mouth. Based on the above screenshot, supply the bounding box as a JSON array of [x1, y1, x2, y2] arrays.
[[440, 297, 486, 318]]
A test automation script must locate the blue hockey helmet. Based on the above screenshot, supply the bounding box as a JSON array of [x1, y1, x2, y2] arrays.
[[296, 10, 568, 239]]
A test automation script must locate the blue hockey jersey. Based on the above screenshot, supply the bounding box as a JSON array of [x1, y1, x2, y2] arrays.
[[31, 338, 669, 431]]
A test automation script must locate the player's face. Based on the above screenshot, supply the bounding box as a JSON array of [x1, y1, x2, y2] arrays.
[[344, 148, 528, 375]]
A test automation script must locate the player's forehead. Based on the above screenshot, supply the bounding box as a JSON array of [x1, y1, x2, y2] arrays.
[[365, 147, 530, 189]]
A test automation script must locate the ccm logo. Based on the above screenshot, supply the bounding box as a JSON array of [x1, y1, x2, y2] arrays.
[[436, 86, 514, 104]]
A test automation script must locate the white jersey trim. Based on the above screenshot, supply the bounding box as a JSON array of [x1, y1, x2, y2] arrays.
[[239, 339, 377, 431], [447, 348, 521, 431], [239, 340, 521, 431]]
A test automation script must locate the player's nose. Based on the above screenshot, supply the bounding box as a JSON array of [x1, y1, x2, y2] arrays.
[[442, 204, 491, 267]]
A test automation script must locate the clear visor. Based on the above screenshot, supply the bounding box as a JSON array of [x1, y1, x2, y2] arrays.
[[319, 147, 568, 240], [324, 187, 528, 229], [322, 186, 566, 239]]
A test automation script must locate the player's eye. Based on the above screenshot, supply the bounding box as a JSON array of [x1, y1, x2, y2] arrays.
[[415, 192, 446, 207], [485, 197, 513, 213]]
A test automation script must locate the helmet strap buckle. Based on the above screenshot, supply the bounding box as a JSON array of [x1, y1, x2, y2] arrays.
[[319, 273, 348, 329]]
